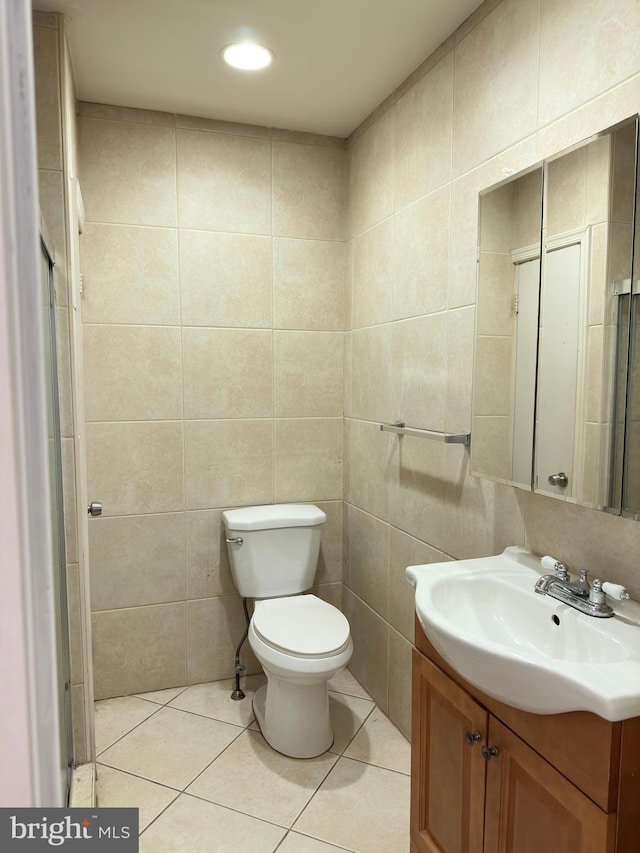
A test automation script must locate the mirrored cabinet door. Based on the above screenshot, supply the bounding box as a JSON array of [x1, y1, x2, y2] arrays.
[[619, 124, 640, 517], [535, 131, 614, 505], [471, 115, 639, 517]]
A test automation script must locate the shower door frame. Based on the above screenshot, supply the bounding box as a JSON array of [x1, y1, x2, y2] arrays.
[[0, 0, 67, 806], [41, 225, 74, 801]]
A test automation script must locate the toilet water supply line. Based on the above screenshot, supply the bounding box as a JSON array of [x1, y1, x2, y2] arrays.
[[231, 597, 252, 700]]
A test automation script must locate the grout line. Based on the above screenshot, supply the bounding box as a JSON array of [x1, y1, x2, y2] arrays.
[[94, 701, 165, 757], [137, 790, 181, 838], [98, 762, 184, 837], [183, 789, 293, 832], [78, 322, 352, 334], [327, 686, 373, 702], [92, 597, 236, 615], [83, 216, 345, 244], [332, 703, 377, 757], [286, 753, 343, 830], [271, 138, 277, 502], [81, 217, 179, 231], [163, 705, 250, 730], [179, 721, 248, 793], [83, 321, 183, 330], [174, 120, 190, 686], [80, 219, 176, 230], [274, 829, 356, 853], [85, 414, 290, 425], [282, 696, 379, 830], [339, 753, 412, 778], [135, 686, 189, 706], [96, 760, 181, 795]]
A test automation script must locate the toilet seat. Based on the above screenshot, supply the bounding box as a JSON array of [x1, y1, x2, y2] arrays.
[[253, 594, 350, 658]]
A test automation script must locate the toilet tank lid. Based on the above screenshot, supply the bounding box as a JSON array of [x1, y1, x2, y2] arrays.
[[222, 504, 326, 531]]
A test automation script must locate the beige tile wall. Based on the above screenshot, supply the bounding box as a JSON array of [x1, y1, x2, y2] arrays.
[[345, 0, 640, 739], [78, 104, 347, 699]]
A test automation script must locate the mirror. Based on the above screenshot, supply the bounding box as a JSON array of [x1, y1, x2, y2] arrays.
[[472, 166, 543, 490], [471, 116, 639, 516]]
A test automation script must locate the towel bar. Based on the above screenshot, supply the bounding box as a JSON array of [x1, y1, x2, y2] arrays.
[[380, 421, 471, 446]]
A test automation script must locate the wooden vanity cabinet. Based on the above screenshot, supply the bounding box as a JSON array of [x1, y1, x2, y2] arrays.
[[411, 619, 640, 853]]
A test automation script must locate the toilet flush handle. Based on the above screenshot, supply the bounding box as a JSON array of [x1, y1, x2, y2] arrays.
[[226, 536, 244, 546]]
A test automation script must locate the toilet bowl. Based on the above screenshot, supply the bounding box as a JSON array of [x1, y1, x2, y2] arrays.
[[222, 504, 353, 759], [249, 595, 352, 758]]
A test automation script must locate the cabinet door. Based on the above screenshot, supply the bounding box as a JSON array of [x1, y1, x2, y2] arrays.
[[483, 717, 616, 853], [411, 650, 487, 853]]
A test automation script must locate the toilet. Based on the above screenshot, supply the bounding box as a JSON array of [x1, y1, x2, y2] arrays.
[[222, 503, 353, 758]]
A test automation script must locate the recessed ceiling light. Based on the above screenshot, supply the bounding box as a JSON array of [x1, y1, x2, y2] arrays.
[[221, 43, 273, 71]]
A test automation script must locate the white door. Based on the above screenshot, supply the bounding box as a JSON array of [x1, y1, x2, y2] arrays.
[[535, 243, 583, 498]]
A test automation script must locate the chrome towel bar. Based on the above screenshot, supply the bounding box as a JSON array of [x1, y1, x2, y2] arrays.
[[380, 421, 471, 446]]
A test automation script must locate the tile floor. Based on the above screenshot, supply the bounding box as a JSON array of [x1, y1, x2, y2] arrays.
[[95, 669, 411, 852]]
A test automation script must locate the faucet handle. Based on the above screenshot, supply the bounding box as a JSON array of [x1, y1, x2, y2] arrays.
[[602, 582, 630, 601]]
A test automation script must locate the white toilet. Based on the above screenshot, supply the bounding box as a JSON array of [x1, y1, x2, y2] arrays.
[[222, 503, 353, 758]]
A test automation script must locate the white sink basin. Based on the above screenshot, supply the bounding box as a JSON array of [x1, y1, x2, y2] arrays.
[[406, 546, 640, 721]]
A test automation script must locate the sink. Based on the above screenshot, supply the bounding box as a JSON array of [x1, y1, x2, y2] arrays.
[[405, 546, 640, 721]]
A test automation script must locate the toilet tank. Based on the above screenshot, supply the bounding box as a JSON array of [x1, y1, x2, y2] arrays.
[[222, 504, 326, 598]]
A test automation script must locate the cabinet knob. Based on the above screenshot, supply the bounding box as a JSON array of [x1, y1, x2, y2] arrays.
[[481, 744, 499, 761], [464, 730, 482, 746], [548, 472, 568, 487]]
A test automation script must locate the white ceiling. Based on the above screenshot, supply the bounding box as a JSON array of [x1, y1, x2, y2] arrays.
[[34, 0, 483, 138]]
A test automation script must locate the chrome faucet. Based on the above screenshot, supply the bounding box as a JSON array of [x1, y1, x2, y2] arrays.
[[534, 556, 629, 618]]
